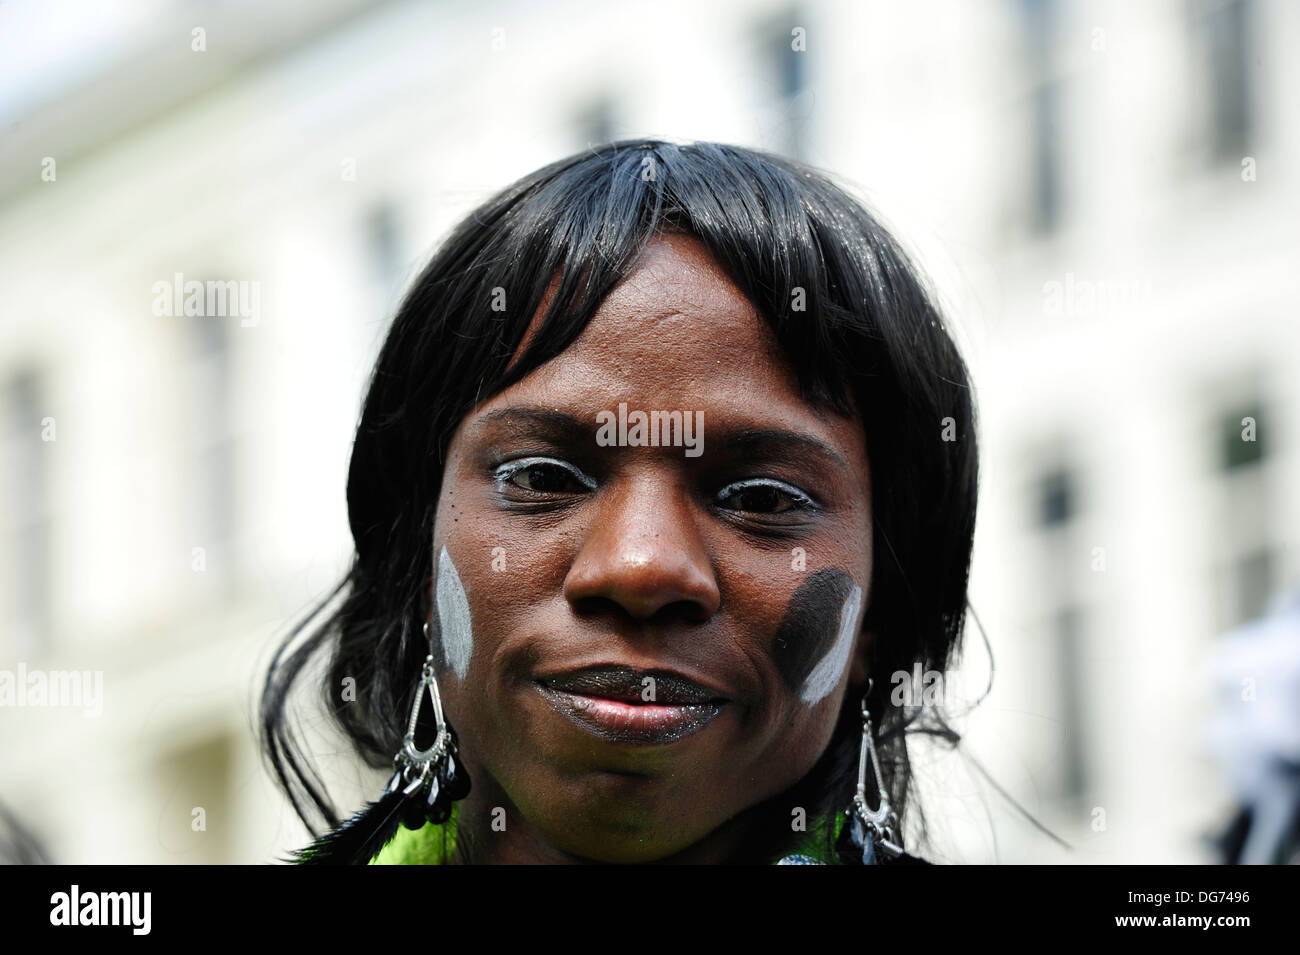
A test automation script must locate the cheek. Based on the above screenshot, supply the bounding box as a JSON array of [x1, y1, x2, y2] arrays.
[[770, 569, 864, 705], [431, 545, 474, 682]]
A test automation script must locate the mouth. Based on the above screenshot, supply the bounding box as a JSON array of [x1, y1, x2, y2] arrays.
[[534, 664, 728, 745]]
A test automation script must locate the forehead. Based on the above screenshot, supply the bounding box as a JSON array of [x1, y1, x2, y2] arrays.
[[472, 233, 865, 460]]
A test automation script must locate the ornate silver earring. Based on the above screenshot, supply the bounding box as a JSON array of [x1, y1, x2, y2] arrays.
[[293, 617, 470, 864], [381, 621, 469, 831], [848, 680, 905, 864]]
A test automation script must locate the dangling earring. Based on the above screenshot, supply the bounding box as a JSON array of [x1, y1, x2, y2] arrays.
[[293, 618, 471, 865], [384, 622, 471, 831], [848, 680, 905, 864]]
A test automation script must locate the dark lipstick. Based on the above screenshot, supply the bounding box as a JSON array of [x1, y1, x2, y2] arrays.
[[535, 665, 726, 745]]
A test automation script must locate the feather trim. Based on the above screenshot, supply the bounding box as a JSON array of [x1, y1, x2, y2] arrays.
[[291, 776, 409, 866]]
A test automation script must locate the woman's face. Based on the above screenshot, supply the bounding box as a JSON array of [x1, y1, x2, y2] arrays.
[[429, 233, 874, 863]]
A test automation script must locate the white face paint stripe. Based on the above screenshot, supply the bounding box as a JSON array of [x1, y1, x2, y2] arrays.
[[435, 546, 474, 681], [799, 582, 864, 705]]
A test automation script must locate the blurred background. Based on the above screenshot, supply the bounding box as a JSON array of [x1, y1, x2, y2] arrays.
[[1, 0, 1297, 864]]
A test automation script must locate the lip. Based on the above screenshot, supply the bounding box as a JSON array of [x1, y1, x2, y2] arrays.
[[534, 664, 728, 745]]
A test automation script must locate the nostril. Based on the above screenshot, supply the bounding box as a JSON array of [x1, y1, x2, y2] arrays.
[[653, 599, 711, 626], [569, 595, 711, 626], [570, 595, 625, 620]]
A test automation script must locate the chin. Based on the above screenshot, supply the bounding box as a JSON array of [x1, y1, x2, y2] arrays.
[[535, 813, 715, 864], [519, 776, 727, 863]]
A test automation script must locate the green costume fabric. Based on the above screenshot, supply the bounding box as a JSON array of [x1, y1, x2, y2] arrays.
[[368, 804, 845, 864], [370, 806, 459, 865]]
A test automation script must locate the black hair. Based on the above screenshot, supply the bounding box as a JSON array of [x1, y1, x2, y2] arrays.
[[259, 138, 981, 864]]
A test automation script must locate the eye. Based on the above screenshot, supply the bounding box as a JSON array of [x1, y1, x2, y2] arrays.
[[714, 478, 815, 515], [493, 457, 596, 496]]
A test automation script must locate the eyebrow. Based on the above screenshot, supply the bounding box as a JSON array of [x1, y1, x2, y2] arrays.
[[472, 407, 851, 474]]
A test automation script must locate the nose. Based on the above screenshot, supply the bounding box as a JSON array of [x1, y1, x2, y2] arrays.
[[563, 473, 721, 624]]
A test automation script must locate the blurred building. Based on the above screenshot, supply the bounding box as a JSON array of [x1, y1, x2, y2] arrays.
[[0, 0, 1295, 862]]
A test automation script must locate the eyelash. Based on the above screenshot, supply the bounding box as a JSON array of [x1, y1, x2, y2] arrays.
[[489, 456, 819, 516], [714, 477, 817, 515], [491, 457, 598, 495]]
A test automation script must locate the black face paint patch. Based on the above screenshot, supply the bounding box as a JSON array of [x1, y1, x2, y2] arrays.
[[771, 568, 858, 696]]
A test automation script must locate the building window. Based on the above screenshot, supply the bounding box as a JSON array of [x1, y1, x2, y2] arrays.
[[574, 94, 617, 150], [1017, 0, 1064, 234], [1054, 605, 1089, 803], [1188, 0, 1255, 164], [1029, 82, 1063, 233], [1231, 547, 1275, 625], [1213, 396, 1274, 628], [1219, 400, 1265, 470], [364, 201, 405, 301], [1, 370, 51, 657], [1038, 465, 1076, 527], [186, 295, 236, 589], [755, 4, 811, 161]]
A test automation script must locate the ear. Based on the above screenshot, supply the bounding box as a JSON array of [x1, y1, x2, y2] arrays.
[[849, 627, 875, 688]]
